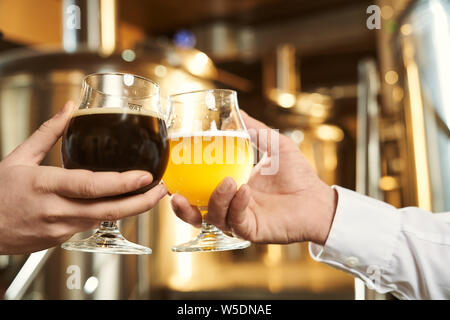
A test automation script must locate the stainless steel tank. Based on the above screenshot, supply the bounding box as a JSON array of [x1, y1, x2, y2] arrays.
[[0, 0, 213, 299], [1, 0, 357, 300], [396, 0, 450, 212]]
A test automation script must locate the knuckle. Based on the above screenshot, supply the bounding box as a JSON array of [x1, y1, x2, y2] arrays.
[[38, 120, 54, 135], [119, 180, 130, 194], [80, 177, 98, 197], [39, 202, 61, 223], [31, 172, 49, 194], [43, 213, 60, 224]]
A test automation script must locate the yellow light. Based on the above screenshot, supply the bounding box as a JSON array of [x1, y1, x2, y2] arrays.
[[393, 86, 404, 102], [379, 176, 399, 191], [400, 24, 413, 36], [168, 204, 193, 288], [154, 65, 168, 78], [315, 124, 344, 142], [187, 52, 210, 76], [264, 244, 282, 266], [381, 5, 394, 19], [100, 0, 116, 56], [385, 70, 399, 85], [403, 39, 432, 210], [278, 92, 296, 108]]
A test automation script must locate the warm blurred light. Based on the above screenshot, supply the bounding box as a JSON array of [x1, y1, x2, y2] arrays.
[[154, 65, 168, 78], [169, 219, 193, 288], [403, 39, 432, 210], [278, 92, 296, 108], [83, 276, 99, 295], [379, 176, 399, 191], [315, 124, 344, 142], [385, 70, 399, 85], [296, 93, 332, 119], [123, 74, 134, 86], [121, 49, 136, 62], [400, 24, 413, 36], [100, 0, 116, 56], [381, 5, 394, 19], [285, 129, 305, 145], [393, 86, 404, 102], [264, 245, 282, 267], [323, 143, 338, 171], [174, 29, 196, 48], [187, 52, 211, 76]]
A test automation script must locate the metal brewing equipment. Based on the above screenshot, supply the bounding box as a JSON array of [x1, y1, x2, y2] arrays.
[[354, 0, 450, 299], [0, 0, 392, 300], [0, 0, 213, 299]]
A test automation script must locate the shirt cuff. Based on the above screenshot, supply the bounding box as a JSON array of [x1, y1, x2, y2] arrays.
[[309, 186, 402, 292]]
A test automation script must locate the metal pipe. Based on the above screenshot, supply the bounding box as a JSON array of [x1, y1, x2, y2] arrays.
[[355, 59, 386, 300], [62, 0, 117, 54], [4, 249, 54, 300]]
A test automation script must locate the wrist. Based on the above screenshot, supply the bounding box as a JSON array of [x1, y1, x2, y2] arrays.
[[307, 183, 338, 246]]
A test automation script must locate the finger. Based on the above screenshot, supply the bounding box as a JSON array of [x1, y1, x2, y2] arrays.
[[206, 177, 237, 231], [62, 183, 168, 221], [226, 184, 252, 239], [171, 194, 202, 228], [36, 167, 153, 199], [10, 101, 75, 165]]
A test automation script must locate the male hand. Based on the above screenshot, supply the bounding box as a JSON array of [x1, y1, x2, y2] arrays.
[[171, 112, 337, 246], [0, 102, 167, 254]]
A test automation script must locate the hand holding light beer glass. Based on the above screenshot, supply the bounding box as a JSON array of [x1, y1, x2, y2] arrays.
[[60, 72, 169, 254], [163, 89, 254, 252]]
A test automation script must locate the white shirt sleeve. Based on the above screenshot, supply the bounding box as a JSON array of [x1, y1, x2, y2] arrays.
[[309, 186, 450, 300]]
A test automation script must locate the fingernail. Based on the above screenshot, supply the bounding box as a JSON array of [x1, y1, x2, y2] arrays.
[[138, 174, 152, 187]]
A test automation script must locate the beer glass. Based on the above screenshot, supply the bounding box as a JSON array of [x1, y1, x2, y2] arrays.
[[61, 72, 169, 254], [163, 89, 253, 252]]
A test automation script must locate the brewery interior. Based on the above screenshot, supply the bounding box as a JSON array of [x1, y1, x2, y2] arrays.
[[0, 0, 449, 300]]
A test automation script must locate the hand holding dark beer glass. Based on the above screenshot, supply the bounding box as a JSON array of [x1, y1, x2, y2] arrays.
[[61, 73, 169, 254], [0, 101, 168, 255]]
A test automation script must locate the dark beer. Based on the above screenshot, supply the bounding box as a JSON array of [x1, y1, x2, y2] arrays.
[[62, 108, 169, 191]]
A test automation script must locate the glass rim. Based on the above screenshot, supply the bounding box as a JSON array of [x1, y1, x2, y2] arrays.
[[82, 72, 160, 99], [169, 89, 237, 102]]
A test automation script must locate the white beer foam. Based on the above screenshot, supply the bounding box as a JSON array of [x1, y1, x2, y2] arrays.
[[168, 130, 250, 140], [72, 107, 162, 119]]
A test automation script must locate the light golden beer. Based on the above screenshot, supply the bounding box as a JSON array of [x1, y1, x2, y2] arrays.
[[163, 131, 254, 209]]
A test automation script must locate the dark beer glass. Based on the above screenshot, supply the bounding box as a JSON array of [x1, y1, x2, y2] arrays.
[[61, 73, 169, 254]]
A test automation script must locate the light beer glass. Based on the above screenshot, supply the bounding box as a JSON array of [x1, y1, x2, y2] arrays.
[[163, 89, 254, 252], [61, 73, 169, 254]]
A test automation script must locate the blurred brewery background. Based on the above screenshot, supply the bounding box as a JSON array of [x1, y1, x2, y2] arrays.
[[0, 0, 448, 299]]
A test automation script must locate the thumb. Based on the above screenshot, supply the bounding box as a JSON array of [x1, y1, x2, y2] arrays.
[[5, 101, 75, 166]]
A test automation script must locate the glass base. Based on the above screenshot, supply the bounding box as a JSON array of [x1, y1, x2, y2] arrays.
[[172, 224, 251, 252], [61, 222, 152, 255]]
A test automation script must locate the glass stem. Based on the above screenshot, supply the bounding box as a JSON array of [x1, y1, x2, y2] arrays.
[[200, 211, 222, 234], [99, 221, 118, 231]]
